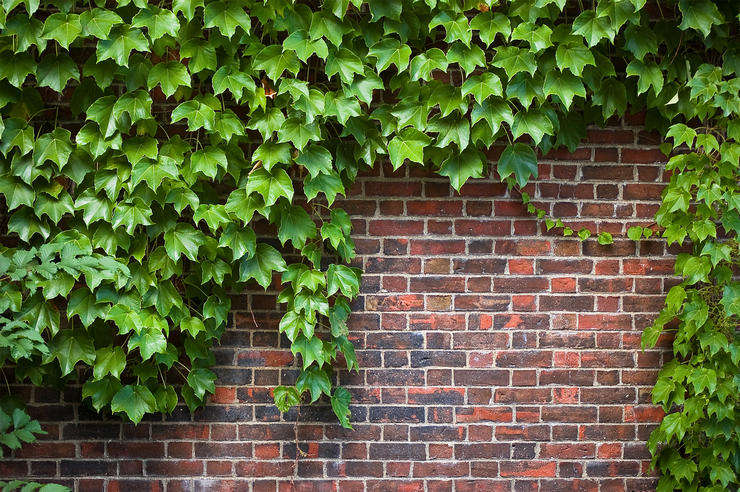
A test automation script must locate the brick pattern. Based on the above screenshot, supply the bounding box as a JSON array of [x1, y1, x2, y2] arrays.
[[2, 123, 675, 491]]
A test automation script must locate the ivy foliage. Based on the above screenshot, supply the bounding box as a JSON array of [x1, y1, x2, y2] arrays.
[[0, 0, 737, 485]]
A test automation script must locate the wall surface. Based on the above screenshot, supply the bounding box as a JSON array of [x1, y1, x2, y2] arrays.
[[3, 121, 675, 491]]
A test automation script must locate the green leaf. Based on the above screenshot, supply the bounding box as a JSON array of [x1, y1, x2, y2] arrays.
[[193, 204, 230, 232], [438, 147, 485, 192], [296, 366, 331, 403], [0, 52, 35, 88], [626, 59, 664, 95], [279, 310, 315, 342], [721, 283, 740, 317], [36, 53, 80, 93], [295, 144, 332, 178], [470, 11, 511, 46], [131, 7, 179, 40], [246, 167, 294, 207], [572, 10, 615, 46], [544, 70, 586, 109], [253, 142, 291, 172], [409, 48, 448, 81], [304, 172, 345, 205], [291, 335, 325, 370], [122, 136, 158, 164], [67, 288, 107, 327], [148, 62, 190, 98], [325, 48, 364, 84], [171, 100, 216, 131], [461, 72, 503, 104], [128, 326, 167, 361], [47, 328, 96, 376], [368, 38, 412, 73], [278, 205, 317, 249], [678, 0, 723, 37], [96, 26, 149, 67], [555, 43, 595, 77], [212, 66, 254, 100], [388, 128, 432, 170], [278, 117, 321, 151], [273, 385, 301, 412], [511, 22, 552, 52], [82, 376, 122, 412], [498, 143, 538, 188], [218, 223, 256, 260], [93, 346, 126, 379], [492, 46, 537, 79], [239, 242, 287, 289], [33, 128, 73, 170], [327, 264, 361, 298], [430, 11, 471, 46], [203, 1, 250, 38], [131, 156, 179, 191], [191, 146, 227, 179], [41, 13, 81, 50], [511, 109, 554, 145], [666, 123, 696, 148], [331, 387, 352, 429], [164, 223, 204, 261], [187, 367, 216, 399], [253, 45, 300, 81], [471, 98, 514, 134], [111, 384, 156, 424], [80, 8, 122, 39], [597, 232, 613, 245]]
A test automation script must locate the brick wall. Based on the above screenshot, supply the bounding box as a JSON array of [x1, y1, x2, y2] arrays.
[[3, 121, 675, 491]]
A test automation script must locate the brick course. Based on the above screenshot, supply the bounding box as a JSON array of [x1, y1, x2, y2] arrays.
[[3, 122, 672, 491]]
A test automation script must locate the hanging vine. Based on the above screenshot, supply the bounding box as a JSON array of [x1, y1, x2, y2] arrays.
[[0, 0, 737, 488]]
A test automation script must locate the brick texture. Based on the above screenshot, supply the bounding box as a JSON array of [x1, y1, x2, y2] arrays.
[[3, 123, 672, 491]]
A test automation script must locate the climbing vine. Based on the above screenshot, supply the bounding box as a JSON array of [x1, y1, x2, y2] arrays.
[[0, 0, 737, 487]]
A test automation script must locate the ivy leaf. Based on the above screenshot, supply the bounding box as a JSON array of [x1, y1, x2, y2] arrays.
[[180, 38, 217, 73], [203, 1, 250, 38], [172, 0, 205, 21], [239, 243, 287, 289], [107, 303, 143, 335], [280, 310, 315, 342], [498, 143, 538, 188], [429, 115, 470, 150], [131, 155, 179, 191], [82, 376, 122, 412], [492, 46, 538, 79], [555, 44, 596, 77], [278, 205, 317, 248], [131, 7, 179, 40], [41, 13, 81, 50], [128, 326, 167, 361], [80, 8, 122, 39], [666, 123, 697, 148], [122, 136, 158, 164], [461, 72, 503, 103], [278, 117, 321, 151], [96, 27, 149, 67], [573, 10, 615, 46], [0, 176, 34, 210], [471, 98, 514, 134], [511, 22, 552, 52], [148, 62, 190, 98], [511, 109, 554, 145], [86, 95, 118, 138], [331, 387, 352, 429], [291, 335, 325, 370], [409, 48, 448, 81], [325, 48, 364, 84], [0, 52, 35, 87], [253, 45, 300, 81], [252, 141, 292, 173], [368, 38, 412, 73], [193, 204, 230, 233], [626, 59, 664, 95], [678, 0, 723, 37], [112, 90, 152, 124], [246, 167, 294, 207], [273, 385, 301, 412], [295, 144, 332, 178], [171, 100, 216, 131], [437, 148, 485, 192], [388, 128, 432, 170], [33, 128, 73, 170], [304, 172, 345, 205], [111, 384, 156, 424], [544, 70, 586, 109], [212, 66, 254, 100], [66, 288, 107, 327], [187, 368, 216, 399], [47, 328, 96, 376], [296, 366, 331, 403], [721, 283, 740, 317], [470, 11, 511, 46], [36, 53, 80, 93], [327, 264, 361, 298], [164, 223, 204, 261], [429, 11, 471, 46], [93, 346, 126, 379], [191, 146, 227, 179], [218, 223, 256, 260]]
